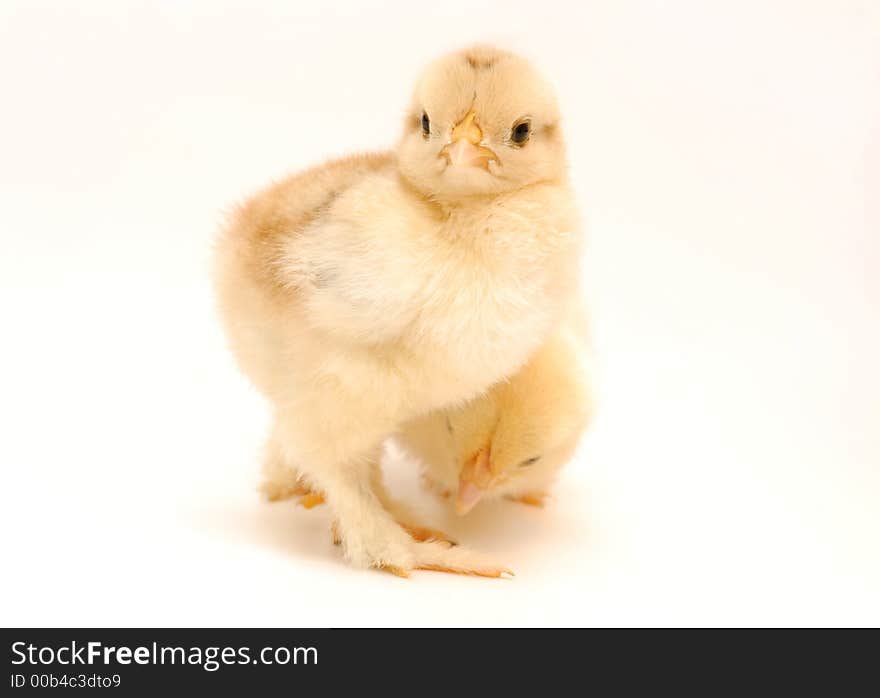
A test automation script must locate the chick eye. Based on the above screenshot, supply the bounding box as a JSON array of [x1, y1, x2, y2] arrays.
[[519, 456, 541, 467], [421, 111, 430, 137], [511, 120, 531, 145]]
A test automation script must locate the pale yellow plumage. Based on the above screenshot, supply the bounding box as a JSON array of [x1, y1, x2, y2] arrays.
[[398, 307, 593, 515], [214, 45, 583, 576]]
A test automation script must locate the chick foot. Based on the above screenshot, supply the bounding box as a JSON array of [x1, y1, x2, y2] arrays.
[[411, 541, 513, 579], [260, 478, 328, 509], [298, 492, 326, 509], [260, 478, 312, 502], [506, 491, 549, 508], [331, 520, 455, 547], [335, 519, 510, 578], [376, 542, 511, 579], [399, 523, 456, 546]]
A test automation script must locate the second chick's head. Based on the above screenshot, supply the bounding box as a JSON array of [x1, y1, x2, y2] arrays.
[[398, 45, 567, 202], [448, 339, 592, 515]]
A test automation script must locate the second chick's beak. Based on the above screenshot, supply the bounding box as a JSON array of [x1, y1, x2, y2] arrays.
[[441, 109, 497, 170], [456, 447, 492, 515]]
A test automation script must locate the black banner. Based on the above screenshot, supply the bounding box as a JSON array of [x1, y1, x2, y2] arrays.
[[1, 628, 874, 694]]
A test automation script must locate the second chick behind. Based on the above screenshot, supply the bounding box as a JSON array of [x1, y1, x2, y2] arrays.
[[397, 311, 593, 515]]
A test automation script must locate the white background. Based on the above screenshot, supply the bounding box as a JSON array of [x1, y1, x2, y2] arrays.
[[1, 1, 878, 627]]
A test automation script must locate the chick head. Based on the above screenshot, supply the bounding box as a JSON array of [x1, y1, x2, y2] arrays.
[[447, 340, 591, 514], [398, 45, 567, 202]]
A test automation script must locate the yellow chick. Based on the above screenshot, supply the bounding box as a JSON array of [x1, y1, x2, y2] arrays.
[[398, 315, 592, 515], [214, 45, 582, 577]]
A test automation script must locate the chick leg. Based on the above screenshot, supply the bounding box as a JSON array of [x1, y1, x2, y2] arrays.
[[323, 495, 509, 577], [267, 435, 456, 545], [324, 464, 458, 545], [413, 543, 514, 578], [368, 465, 512, 577], [259, 419, 319, 502], [313, 456, 419, 573], [270, 400, 421, 572], [281, 446, 509, 577], [370, 464, 456, 546], [274, 393, 508, 577]]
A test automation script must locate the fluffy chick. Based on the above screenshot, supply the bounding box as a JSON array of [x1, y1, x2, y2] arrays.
[[398, 313, 592, 515], [214, 45, 582, 576]]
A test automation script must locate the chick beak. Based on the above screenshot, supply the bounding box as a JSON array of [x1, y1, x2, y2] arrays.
[[455, 447, 491, 515], [441, 109, 497, 170]]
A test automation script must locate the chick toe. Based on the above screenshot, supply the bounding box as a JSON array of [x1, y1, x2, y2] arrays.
[[297, 492, 326, 509], [399, 522, 457, 546], [506, 491, 549, 508], [380, 565, 411, 579], [413, 541, 513, 579], [260, 479, 313, 502]]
